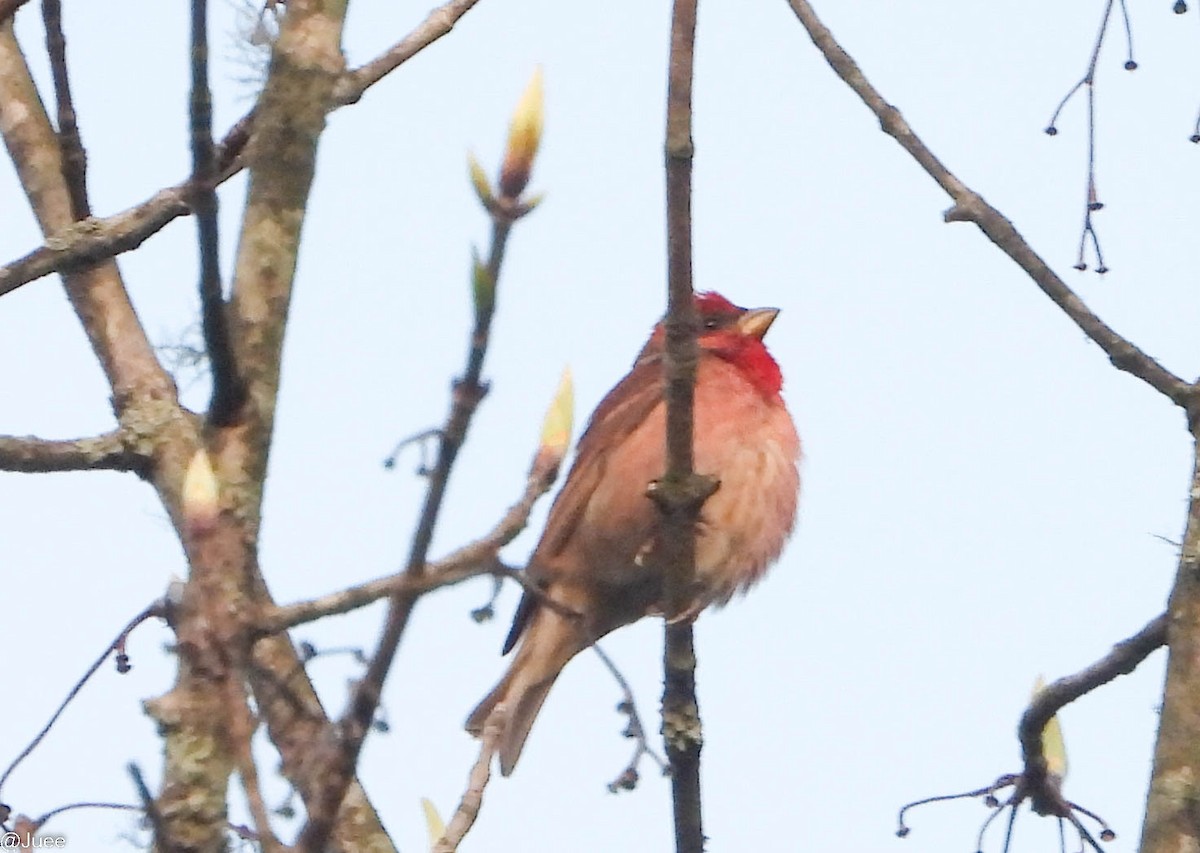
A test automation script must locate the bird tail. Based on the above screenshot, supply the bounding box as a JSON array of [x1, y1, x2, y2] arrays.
[[465, 607, 585, 776]]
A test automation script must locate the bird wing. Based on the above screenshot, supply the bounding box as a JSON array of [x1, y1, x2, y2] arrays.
[[501, 354, 665, 654]]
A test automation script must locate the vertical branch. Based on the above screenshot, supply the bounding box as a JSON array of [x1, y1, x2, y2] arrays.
[[41, 0, 89, 220], [190, 0, 242, 423], [657, 1, 708, 851], [1139, 436, 1200, 853]]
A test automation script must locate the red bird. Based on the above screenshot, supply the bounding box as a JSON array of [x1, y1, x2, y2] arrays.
[[467, 291, 801, 775]]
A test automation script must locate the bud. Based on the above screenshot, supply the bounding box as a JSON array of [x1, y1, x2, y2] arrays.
[[421, 797, 446, 849], [499, 67, 544, 199], [467, 152, 495, 208], [538, 366, 574, 460], [1032, 675, 1068, 782], [182, 448, 220, 536], [471, 247, 495, 322]]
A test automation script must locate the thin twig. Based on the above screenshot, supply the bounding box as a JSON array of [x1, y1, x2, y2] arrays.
[[382, 427, 441, 472], [1042, 0, 1140, 273], [593, 644, 669, 792], [226, 678, 283, 852], [126, 764, 167, 845], [432, 709, 503, 853], [33, 802, 140, 832], [783, 0, 1195, 409], [295, 172, 534, 850], [0, 0, 489, 300], [657, 2, 708, 851], [190, 0, 242, 423], [1018, 612, 1166, 813], [0, 430, 144, 473], [331, 0, 484, 106], [894, 616, 1162, 846], [0, 602, 163, 796], [41, 0, 90, 220], [257, 454, 558, 635]]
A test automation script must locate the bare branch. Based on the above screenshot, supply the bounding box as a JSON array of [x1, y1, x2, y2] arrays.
[[1138, 437, 1200, 853], [1043, 0, 1141, 273], [259, 454, 557, 635], [126, 764, 167, 845], [40, 0, 90, 220], [0, 189, 190, 299], [432, 708, 503, 853], [225, 677, 283, 853], [0, 25, 180, 408], [0, 430, 144, 473], [1019, 613, 1166, 813], [593, 644, 669, 793], [32, 802, 140, 833], [296, 126, 542, 850], [0, 602, 164, 797], [783, 0, 1195, 409], [0, 1, 488, 300], [655, 1, 708, 851], [1022, 614, 1161, 815], [190, 0, 242, 423], [331, 0, 484, 106]]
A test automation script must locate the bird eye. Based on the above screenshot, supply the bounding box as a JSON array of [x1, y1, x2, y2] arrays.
[[703, 317, 719, 330]]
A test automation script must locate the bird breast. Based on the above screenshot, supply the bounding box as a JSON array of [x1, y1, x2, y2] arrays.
[[578, 355, 801, 607]]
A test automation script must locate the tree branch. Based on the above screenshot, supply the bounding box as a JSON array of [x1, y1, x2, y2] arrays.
[[0, 188, 191, 299], [0, 430, 145, 474], [331, 0, 484, 106], [655, 2, 708, 851], [1140, 438, 1200, 853], [1019, 612, 1166, 814], [190, 0, 242, 423], [0, 601, 164, 797], [258, 454, 557, 635], [782, 0, 1194, 409], [0, 22, 181, 411], [0, 0, 489, 300], [0, 0, 30, 25], [40, 0, 89, 220], [295, 92, 541, 847], [432, 709, 503, 853]]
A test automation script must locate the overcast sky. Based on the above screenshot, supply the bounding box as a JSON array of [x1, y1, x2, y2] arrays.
[[2, 2, 1197, 851]]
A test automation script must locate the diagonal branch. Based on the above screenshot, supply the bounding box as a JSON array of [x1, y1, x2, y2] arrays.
[[295, 208, 526, 853], [0, 0, 490, 300], [1018, 612, 1166, 814], [432, 709, 503, 853], [0, 430, 146, 474], [331, 0, 484, 106], [0, 23, 180, 410], [258, 454, 556, 635], [0, 187, 193, 299], [782, 0, 1194, 409]]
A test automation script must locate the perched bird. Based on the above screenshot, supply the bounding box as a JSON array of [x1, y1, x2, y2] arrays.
[[466, 291, 801, 775]]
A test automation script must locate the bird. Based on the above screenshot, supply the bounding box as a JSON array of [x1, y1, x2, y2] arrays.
[[466, 290, 801, 776]]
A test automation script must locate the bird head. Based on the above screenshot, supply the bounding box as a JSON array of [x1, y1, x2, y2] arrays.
[[639, 291, 784, 397]]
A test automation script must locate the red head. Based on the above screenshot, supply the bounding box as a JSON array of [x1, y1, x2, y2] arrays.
[[640, 291, 784, 397]]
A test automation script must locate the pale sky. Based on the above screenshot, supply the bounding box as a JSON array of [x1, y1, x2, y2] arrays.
[[2, 2, 1196, 851]]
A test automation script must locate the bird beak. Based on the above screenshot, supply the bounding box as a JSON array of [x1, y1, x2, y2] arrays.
[[735, 307, 780, 340]]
